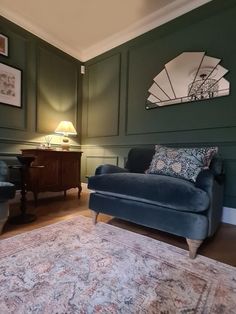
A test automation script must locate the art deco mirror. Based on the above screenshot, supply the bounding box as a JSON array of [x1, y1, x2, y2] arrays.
[[146, 52, 230, 109]]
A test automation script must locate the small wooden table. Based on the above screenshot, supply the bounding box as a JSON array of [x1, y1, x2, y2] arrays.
[[9, 156, 44, 224]]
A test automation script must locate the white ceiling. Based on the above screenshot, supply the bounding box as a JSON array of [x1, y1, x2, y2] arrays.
[[0, 0, 211, 62]]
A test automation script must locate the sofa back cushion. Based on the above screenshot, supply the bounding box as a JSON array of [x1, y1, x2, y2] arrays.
[[125, 148, 155, 173], [146, 145, 218, 182]]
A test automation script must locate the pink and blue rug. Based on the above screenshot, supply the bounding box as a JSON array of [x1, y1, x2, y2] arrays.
[[0, 216, 235, 313]]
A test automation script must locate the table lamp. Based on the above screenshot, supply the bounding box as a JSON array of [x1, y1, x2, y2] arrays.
[[55, 121, 77, 150]]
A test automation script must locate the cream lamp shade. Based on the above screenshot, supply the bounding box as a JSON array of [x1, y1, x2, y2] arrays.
[[55, 121, 77, 150], [55, 121, 77, 135]]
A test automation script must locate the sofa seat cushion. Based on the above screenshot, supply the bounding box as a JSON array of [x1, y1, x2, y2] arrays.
[[88, 173, 210, 213]]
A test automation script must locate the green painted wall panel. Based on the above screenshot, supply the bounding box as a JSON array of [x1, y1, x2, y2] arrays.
[[126, 6, 236, 135], [1, 1, 236, 210], [86, 54, 120, 137], [85, 156, 118, 177], [37, 46, 78, 133], [0, 29, 27, 130], [82, 0, 236, 208], [0, 17, 81, 159]]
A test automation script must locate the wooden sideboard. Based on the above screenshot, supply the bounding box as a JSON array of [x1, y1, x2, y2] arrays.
[[21, 149, 82, 204]]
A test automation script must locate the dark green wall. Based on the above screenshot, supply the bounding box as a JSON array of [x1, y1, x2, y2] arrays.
[[82, 0, 236, 208], [1, 1, 236, 209], [0, 17, 82, 167]]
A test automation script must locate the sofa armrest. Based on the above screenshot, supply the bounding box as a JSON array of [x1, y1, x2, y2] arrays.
[[95, 164, 129, 175], [195, 169, 215, 194], [195, 168, 224, 237], [195, 168, 224, 194], [0, 161, 9, 182], [209, 158, 225, 184]]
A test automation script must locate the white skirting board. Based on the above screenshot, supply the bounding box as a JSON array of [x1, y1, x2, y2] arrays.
[[222, 207, 236, 225]]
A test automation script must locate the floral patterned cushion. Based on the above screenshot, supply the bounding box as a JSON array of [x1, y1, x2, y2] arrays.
[[146, 145, 218, 182]]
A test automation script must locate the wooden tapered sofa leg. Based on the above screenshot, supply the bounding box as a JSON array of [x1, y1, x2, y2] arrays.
[[186, 238, 203, 259], [91, 210, 99, 225]]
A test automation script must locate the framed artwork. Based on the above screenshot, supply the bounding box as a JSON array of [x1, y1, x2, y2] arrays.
[[0, 34, 8, 57], [0, 63, 22, 108]]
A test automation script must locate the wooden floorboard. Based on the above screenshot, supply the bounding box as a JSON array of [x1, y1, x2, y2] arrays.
[[1, 186, 236, 267]]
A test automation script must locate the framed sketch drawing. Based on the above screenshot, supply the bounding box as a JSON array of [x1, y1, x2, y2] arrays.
[[0, 34, 8, 57], [0, 63, 22, 108]]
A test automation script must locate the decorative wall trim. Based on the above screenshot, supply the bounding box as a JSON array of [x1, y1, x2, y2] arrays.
[[0, 33, 28, 131], [222, 207, 236, 225], [36, 45, 79, 134], [0, 138, 39, 146], [0, 152, 18, 157], [126, 125, 236, 137], [125, 45, 236, 135], [86, 53, 121, 138], [0, 137, 81, 150], [85, 156, 119, 160], [124, 46, 234, 136], [0, 125, 27, 131], [81, 141, 236, 149], [85, 155, 118, 177]]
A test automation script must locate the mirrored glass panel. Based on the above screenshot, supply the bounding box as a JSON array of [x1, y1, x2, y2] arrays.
[[146, 52, 230, 109]]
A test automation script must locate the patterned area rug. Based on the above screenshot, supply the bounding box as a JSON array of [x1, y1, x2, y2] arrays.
[[0, 216, 235, 313]]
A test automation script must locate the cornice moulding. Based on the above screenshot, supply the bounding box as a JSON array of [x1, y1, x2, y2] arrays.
[[1, 0, 212, 62], [0, 7, 83, 61], [82, 0, 212, 61]]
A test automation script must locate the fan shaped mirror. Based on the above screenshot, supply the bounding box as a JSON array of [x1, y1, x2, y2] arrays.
[[146, 52, 230, 109]]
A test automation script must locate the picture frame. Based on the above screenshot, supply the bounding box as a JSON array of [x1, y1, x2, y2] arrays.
[[0, 34, 8, 57], [0, 63, 22, 108]]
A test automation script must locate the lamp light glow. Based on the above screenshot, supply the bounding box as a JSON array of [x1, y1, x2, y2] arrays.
[[55, 121, 77, 150]]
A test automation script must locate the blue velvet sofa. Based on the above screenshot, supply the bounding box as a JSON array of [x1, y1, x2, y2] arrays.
[[88, 148, 224, 258], [0, 161, 16, 234]]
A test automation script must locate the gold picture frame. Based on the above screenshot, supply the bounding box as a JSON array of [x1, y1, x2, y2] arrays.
[[0, 34, 8, 57]]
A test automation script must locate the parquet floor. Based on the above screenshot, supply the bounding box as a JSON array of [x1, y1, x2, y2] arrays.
[[1, 185, 236, 267]]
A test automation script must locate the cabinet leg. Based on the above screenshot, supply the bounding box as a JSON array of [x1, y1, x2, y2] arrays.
[[33, 192, 38, 207], [78, 185, 82, 199], [64, 190, 67, 198]]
